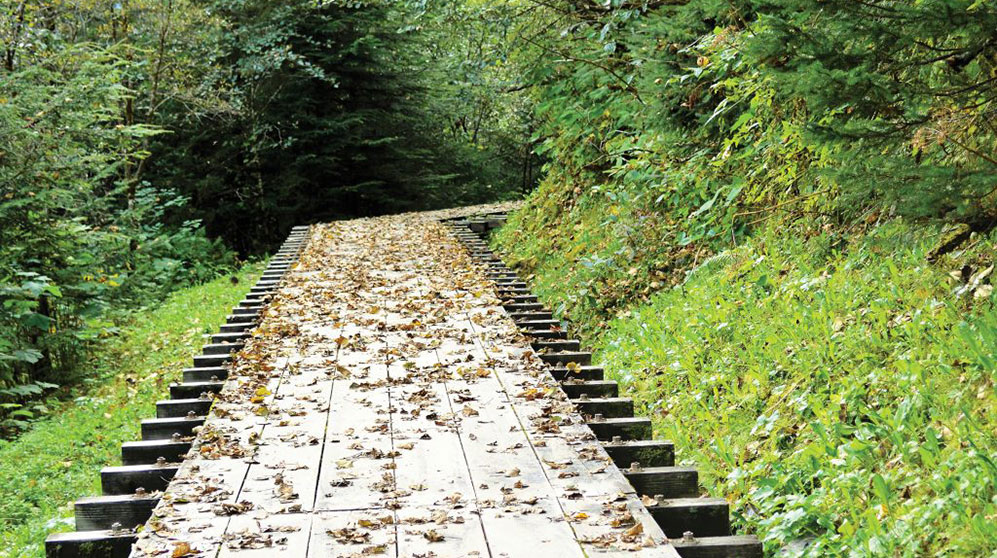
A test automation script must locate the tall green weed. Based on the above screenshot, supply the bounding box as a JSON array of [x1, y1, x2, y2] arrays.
[[500, 218, 997, 556]]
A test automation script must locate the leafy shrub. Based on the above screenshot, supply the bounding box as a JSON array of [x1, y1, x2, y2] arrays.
[[499, 0, 997, 285], [0, 46, 235, 432]]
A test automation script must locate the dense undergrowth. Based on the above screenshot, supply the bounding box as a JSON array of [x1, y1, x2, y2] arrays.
[[495, 209, 997, 556], [491, 3, 997, 551], [0, 263, 259, 558]]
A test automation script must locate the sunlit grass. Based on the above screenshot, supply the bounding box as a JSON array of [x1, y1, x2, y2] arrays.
[[496, 210, 997, 557]]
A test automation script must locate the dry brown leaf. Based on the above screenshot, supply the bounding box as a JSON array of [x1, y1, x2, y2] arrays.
[[423, 529, 444, 542]]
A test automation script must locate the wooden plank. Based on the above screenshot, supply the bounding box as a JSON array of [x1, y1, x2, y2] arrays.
[[308, 510, 398, 558], [235, 362, 334, 513], [395, 509, 489, 558], [458, 299, 672, 552], [216, 514, 313, 557], [313, 360, 394, 512], [559, 495, 681, 556]]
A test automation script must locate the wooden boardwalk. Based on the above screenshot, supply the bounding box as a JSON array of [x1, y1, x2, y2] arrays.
[[130, 210, 676, 557]]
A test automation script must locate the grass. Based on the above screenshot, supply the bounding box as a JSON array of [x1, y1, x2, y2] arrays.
[[495, 196, 997, 557], [0, 262, 261, 558]]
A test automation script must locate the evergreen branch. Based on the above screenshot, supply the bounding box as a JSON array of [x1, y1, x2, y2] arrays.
[[521, 34, 644, 104], [936, 130, 997, 168]]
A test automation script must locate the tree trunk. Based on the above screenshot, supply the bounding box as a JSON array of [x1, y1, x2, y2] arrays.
[[4, 2, 26, 72]]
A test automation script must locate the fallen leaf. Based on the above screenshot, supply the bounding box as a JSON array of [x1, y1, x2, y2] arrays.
[[423, 529, 444, 542]]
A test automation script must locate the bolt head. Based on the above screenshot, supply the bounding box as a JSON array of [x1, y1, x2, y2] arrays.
[[187, 410, 197, 418], [110, 522, 123, 533], [156, 456, 167, 466], [135, 487, 147, 496], [171, 432, 182, 442], [629, 462, 642, 472], [682, 531, 695, 542], [611, 436, 623, 444]]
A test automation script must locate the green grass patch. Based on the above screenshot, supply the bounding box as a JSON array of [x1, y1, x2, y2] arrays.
[[0, 262, 262, 557], [494, 178, 700, 340], [496, 212, 997, 556]]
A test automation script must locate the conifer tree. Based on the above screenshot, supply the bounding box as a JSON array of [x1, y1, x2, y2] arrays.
[[150, 0, 521, 253]]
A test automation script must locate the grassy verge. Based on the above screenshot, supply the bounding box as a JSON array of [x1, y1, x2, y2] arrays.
[[495, 205, 997, 556], [0, 262, 262, 557]]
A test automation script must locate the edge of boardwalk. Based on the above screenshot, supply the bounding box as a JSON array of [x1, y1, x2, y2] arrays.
[[447, 214, 765, 558]]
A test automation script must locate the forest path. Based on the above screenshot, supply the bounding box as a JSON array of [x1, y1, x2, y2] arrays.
[[130, 208, 674, 558]]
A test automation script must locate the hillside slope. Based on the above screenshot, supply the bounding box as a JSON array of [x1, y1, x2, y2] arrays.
[[495, 199, 997, 556]]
